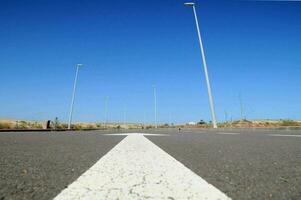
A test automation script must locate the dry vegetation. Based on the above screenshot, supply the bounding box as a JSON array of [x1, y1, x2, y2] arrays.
[[0, 119, 150, 130], [0, 119, 300, 130], [183, 119, 301, 128], [0, 120, 43, 129]]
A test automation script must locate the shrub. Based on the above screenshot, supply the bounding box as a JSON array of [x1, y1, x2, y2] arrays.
[[19, 121, 29, 129], [51, 117, 60, 129], [197, 120, 206, 125], [31, 122, 42, 129], [60, 124, 68, 129], [0, 122, 11, 129], [72, 124, 83, 130], [96, 123, 103, 128], [87, 124, 95, 129], [280, 120, 300, 126]]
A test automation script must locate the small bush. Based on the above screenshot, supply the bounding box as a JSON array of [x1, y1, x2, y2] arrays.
[[18, 121, 29, 129], [197, 120, 206, 125], [280, 120, 300, 126], [96, 123, 103, 128], [59, 124, 68, 129], [0, 122, 11, 129], [31, 122, 42, 129], [87, 124, 95, 129], [52, 117, 60, 129], [72, 124, 83, 130]]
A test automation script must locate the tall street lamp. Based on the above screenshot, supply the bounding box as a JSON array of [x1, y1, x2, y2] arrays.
[[68, 64, 83, 130], [184, 2, 218, 128], [153, 85, 158, 128], [104, 96, 109, 128], [123, 104, 127, 127]]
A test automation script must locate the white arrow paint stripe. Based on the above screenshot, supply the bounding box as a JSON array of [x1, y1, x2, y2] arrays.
[[102, 133, 169, 136], [269, 134, 301, 138], [216, 132, 240, 135], [54, 133, 231, 200]]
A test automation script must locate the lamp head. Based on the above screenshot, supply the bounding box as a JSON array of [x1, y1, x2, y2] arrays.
[[184, 2, 195, 7]]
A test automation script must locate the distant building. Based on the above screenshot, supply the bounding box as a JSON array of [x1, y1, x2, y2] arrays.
[[187, 122, 196, 125]]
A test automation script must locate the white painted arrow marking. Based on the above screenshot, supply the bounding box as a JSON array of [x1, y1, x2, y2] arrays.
[[54, 133, 230, 200], [216, 132, 240, 135], [269, 134, 301, 138], [102, 132, 169, 136]]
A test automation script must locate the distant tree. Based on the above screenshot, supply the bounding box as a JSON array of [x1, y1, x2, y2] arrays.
[[53, 117, 60, 130], [0, 122, 11, 129], [96, 123, 102, 128], [197, 120, 206, 125], [281, 120, 299, 126]]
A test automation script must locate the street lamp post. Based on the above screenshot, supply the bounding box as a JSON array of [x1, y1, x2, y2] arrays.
[[68, 64, 83, 130], [123, 104, 126, 127], [184, 2, 218, 128], [104, 96, 109, 128], [153, 85, 158, 128]]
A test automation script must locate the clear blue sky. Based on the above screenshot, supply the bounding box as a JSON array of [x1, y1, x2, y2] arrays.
[[0, 0, 300, 124]]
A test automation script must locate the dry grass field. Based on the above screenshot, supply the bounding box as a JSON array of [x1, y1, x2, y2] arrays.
[[1, 118, 300, 130]]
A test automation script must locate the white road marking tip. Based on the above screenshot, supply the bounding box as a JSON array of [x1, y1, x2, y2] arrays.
[[54, 134, 230, 200], [103, 132, 169, 136], [269, 134, 301, 138], [216, 132, 240, 135]]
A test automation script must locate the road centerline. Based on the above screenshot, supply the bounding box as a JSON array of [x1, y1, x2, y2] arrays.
[[54, 133, 230, 200]]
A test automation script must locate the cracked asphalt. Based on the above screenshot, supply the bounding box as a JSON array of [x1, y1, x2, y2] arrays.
[[0, 131, 124, 200], [0, 129, 301, 200], [146, 129, 301, 200]]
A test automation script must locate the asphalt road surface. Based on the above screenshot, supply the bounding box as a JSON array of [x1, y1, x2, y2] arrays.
[[0, 129, 300, 199]]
